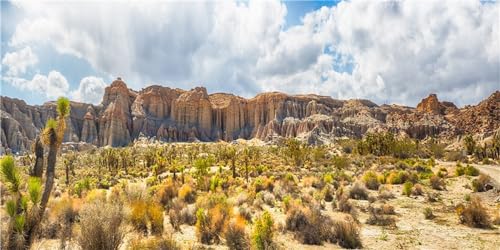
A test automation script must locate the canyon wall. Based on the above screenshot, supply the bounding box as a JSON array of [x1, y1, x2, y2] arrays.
[[1, 78, 499, 152]]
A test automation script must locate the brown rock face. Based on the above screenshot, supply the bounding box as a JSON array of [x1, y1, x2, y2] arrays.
[[449, 91, 500, 135], [1, 78, 498, 152], [417, 94, 444, 114], [81, 106, 98, 144], [99, 78, 136, 147]]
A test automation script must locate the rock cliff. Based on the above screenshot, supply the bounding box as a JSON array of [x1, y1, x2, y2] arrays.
[[1, 78, 498, 152]]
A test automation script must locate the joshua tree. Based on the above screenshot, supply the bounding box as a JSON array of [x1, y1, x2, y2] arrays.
[[222, 146, 238, 178], [31, 136, 44, 178], [2, 97, 70, 249], [63, 152, 77, 186], [463, 134, 476, 155]]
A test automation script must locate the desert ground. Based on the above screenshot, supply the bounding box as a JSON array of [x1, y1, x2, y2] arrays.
[[2, 133, 499, 250]]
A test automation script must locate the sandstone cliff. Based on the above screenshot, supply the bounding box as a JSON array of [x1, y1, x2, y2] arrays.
[[1, 78, 498, 153]]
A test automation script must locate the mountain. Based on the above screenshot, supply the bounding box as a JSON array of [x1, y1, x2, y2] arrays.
[[1, 78, 499, 153]]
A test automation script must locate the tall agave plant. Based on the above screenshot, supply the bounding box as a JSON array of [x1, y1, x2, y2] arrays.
[[1, 97, 71, 249]]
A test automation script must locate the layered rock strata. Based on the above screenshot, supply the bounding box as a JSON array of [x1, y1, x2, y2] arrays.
[[1, 78, 498, 152]]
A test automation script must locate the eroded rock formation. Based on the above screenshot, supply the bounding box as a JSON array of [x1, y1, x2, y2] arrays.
[[1, 78, 498, 152]]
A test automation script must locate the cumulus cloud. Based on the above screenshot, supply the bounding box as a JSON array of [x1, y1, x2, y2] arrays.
[[71, 76, 107, 104], [6, 0, 500, 106], [3, 70, 69, 99], [1, 46, 38, 76]]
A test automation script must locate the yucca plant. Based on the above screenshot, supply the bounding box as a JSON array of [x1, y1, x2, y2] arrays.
[[1, 155, 43, 250]]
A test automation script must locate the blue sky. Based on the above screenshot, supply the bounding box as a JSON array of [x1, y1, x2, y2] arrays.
[[1, 0, 498, 107]]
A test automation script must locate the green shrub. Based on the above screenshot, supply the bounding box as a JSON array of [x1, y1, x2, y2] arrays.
[[455, 163, 465, 176], [252, 211, 274, 250], [464, 165, 479, 176], [195, 208, 212, 244], [402, 182, 413, 196], [386, 170, 409, 184]]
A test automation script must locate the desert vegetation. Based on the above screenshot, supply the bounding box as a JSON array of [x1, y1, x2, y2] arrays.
[[1, 130, 499, 249]]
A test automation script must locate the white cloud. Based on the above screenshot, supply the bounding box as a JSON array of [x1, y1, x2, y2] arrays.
[[7, 0, 500, 106], [1, 46, 38, 76], [71, 76, 107, 104], [3, 70, 69, 99]]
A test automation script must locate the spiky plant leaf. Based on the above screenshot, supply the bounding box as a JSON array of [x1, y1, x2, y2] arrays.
[[14, 214, 25, 233], [42, 119, 58, 145], [6, 199, 17, 217], [28, 177, 42, 204], [20, 196, 28, 212], [1, 155, 20, 193], [56, 97, 71, 118]]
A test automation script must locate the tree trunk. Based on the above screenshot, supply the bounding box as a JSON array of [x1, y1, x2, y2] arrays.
[[65, 165, 70, 185], [26, 141, 57, 247], [31, 136, 44, 178], [232, 161, 236, 178]]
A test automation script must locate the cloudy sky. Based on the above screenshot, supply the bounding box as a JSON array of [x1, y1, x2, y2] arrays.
[[1, 0, 498, 107]]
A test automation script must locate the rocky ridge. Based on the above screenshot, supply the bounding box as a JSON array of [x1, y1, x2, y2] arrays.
[[1, 78, 498, 153]]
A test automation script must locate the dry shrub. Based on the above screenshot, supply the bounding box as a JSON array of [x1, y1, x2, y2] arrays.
[[123, 182, 148, 203], [180, 205, 197, 225], [412, 183, 424, 196], [261, 191, 276, 207], [224, 216, 250, 250], [493, 214, 500, 225], [129, 235, 180, 250], [254, 177, 274, 193], [178, 184, 196, 203], [130, 201, 148, 234], [337, 195, 357, 219], [169, 199, 184, 231], [332, 215, 362, 249], [285, 205, 309, 232], [195, 202, 231, 244], [456, 197, 492, 228], [430, 176, 445, 190], [362, 171, 380, 190], [285, 205, 335, 245], [349, 182, 369, 200], [366, 205, 396, 226], [370, 203, 395, 215], [472, 174, 493, 192], [378, 185, 395, 200], [423, 207, 434, 219], [322, 185, 334, 202], [51, 196, 78, 249], [238, 205, 253, 222], [148, 202, 164, 235], [157, 180, 178, 209], [78, 200, 125, 250]]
